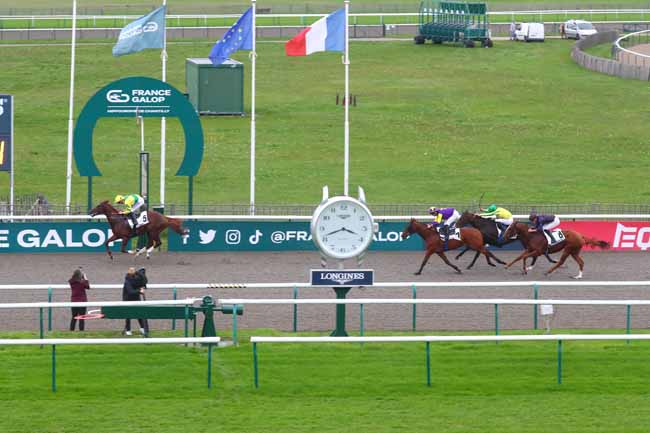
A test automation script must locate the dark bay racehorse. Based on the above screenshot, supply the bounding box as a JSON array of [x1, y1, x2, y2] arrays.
[[455, 211, 557, 267], [503, 221, 609, 279], [90, 201, 189, 260], [401, 218, 505, 275]]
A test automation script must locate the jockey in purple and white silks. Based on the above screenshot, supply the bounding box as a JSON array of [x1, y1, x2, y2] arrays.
[[427, 206, 460, 242]]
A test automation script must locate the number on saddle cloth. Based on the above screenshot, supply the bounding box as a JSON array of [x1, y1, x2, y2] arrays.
[[135, 211, 149, 228], [543, 229, 565, 246]]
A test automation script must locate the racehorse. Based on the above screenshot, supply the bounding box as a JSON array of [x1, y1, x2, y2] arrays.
[[401, 218, 505, 275], [89, 201, 189, 260], [455, 211, 557, 266], [502, 221, 610, 278]]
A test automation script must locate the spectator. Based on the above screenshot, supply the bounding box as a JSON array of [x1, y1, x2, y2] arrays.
[[69, 268, 90, 331], [560, 23, 566, 39], [122, 267, 149, 336], [510, 21, 516, 40]]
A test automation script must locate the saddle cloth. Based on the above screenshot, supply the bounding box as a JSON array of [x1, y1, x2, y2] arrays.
[[543, 229, 565, 246], [437, 227, 462, 241], [127, 211, 150, 229], [496, 224, 516, 240]]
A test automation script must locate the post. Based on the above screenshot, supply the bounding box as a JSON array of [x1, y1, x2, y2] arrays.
[[47, 287, 53, 331], [425, 342, 431, 387], [411, 284, 417, 332], [39, 307, 44, 341], [331, 287, 351, 337], [494, 304, 499, 337], [557, 340, 563, 385], [171, 287, 177, 330], [184, 304, 189, 338], [253, 342, 259, 388], [207, 344, 213, 389], [533, 283, 539, 330], [359, 304, 365, 337], [51, 344, 57, 392], [188, 176, 194, 215], [160, 0, 168, 211], [65, 0, 78, 214], [232, 305, 239, 345], [343, 0, 350, 196], [626, 304, 631, 344], [292, 286, 298, 333], [250, 0, 257, 214], [87, 176, 93, 213]]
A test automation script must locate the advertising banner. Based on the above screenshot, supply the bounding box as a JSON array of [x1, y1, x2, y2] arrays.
[[560, 221, 650, 251], [0, 223, 131, 253], [0, 94, 12, 172]]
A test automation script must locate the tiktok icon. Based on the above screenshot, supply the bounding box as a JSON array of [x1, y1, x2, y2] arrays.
[[249, 230, 263, 245]]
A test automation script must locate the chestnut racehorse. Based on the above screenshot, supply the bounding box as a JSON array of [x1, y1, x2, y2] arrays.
[[503, 221, 609, 278], [401, 218, 505, 275], [89, 201, 188, 260]]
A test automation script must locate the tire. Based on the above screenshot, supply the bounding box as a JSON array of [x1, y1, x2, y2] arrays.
[[414, 35, 425, 45], [464, 39, 475, 48], [487, 38, 494, 48], [433, 38, 443, 44]]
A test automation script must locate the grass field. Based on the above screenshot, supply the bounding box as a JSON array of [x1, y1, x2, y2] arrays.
[[1, 38, 648, 206], [4, 329, 650, 433]]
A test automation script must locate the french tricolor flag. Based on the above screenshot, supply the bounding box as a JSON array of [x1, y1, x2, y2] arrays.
[[285, 8, 345, 56]]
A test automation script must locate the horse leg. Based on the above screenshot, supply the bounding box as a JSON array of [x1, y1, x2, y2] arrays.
[[527, 255, 538, 272], [104, 234, 119, 260], [415, 250, 434, 275], [570, 252, 585, 279], [545, 250, 571, 276], [544, 252, 558, 264], [484, 249, 506, 266], [437, 251, 462, 274], [505, 250, 534, 270], [455, 246, 470, 260], [467, 250, 482, 269], [146, 233, 160, 259]]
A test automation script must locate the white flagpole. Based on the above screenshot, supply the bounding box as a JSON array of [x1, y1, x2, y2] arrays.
[[343, 0, 350, 196], [160, 0, 168, 210], [64, 0, 78, 214], [250, 1, 257, 215]]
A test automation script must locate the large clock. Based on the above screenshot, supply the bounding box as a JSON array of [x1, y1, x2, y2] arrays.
[[311, 194, 374, 260]]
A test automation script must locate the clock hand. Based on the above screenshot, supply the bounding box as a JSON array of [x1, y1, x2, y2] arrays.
[[325, 228, 345, 236], [342, 227, 357, 235]]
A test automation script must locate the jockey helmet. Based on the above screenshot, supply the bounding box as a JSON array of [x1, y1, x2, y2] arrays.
[[487, 204, 497, 213], [428, 206, 438, 215], [114, 194, 125, 203]]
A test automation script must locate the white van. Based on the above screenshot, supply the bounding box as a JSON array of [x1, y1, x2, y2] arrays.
[[515, 23, 545, 42], [564, 20, 597, 39]]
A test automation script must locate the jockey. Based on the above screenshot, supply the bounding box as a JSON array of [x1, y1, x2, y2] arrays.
[[114, 194, 145, 230], [529, 212, 561, 239], [479, 204, 514, 238], [427, 206, 460, 241]]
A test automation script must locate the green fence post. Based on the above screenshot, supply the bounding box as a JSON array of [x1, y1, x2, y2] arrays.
[[253, 342, 259, 388], [494, 304, 499, 339], [359, 304, 365, 337], [626, 305, 631, 344], [172, 287, 177, 331], [47, 287, 53, 332], [207, 344, 213, 389], [183, 305, 189, 338], [412, 284, 417, 332], [292, 286, 298, 333], [51, 344, 57, 392], [39, 307, 44, 342], [232, 305, 239, 346], [426, 342, 431, 387], [557, 340, 563, 385], [533, 284, 539, 330]]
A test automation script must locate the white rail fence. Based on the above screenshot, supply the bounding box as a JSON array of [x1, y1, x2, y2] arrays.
[[250, 333, 650, 387]]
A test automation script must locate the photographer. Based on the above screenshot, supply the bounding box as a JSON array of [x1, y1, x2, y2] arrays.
[[122, 267, 149, 336], [68, 268, 90, 331]]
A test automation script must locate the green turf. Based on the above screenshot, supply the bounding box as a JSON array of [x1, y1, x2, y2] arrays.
[[3, 329, 650, 433], [1, 38, 648, 206]]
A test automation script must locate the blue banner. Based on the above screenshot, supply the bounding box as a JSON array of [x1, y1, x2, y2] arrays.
[[0, 94, 12, 172], [113, 5, 166, 57], [311, 269, 374, 286]]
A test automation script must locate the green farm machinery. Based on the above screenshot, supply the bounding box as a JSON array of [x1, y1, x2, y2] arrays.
[[415, 1, 493, 48]]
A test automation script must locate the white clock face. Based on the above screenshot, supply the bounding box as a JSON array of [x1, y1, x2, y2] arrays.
[[312, 197, 374, 259]]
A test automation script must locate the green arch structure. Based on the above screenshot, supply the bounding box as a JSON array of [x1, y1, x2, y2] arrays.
[[73, 76, 204, 211]]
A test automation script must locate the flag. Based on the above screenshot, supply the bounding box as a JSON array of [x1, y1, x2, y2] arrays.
[[209, 7, 253, 66], [112, 5, 166, 57], [285, 8, 345, 56]]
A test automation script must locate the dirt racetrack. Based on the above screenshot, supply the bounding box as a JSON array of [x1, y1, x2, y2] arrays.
[[1, 251, 649, 333]]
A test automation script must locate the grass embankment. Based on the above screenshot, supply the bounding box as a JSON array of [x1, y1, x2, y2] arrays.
[[1, 38, 648, 205], [3, 329, 650, 433]]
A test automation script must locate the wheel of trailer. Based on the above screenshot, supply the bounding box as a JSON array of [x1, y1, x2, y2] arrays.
[[433, 38, 443, 44], [464, 39, 475, 48], [486, 38, 493, 48], [414, 35, 425, 45]]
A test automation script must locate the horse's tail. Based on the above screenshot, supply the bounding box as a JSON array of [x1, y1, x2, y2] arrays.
[[167, 217, 188, 236], [582, 235, 610, 250]]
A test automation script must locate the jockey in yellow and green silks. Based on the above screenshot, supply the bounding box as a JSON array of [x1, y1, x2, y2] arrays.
[[114, 194, 145, 229]]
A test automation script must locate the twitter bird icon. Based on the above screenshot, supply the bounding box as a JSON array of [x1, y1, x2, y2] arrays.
[[199, 229, 217, 245]]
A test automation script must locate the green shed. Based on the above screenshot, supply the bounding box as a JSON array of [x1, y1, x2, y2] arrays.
[[185, 58, 244, 115]]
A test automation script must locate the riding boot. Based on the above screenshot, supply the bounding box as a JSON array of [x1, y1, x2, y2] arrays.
[[442, 225, 450, 251], [130, 213, 138, 234], [544, 229, 553, 242]]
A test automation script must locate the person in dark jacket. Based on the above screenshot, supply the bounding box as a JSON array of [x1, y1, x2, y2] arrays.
[[528, 212, 561, 240], [122, 267, 149, 336], [69, 268, 90, 331]]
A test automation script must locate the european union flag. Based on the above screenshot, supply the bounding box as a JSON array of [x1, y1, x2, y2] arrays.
[[209, 7, 253, 66]]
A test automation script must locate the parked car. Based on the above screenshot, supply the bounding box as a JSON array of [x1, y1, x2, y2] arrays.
[[564, 20, 598, 39], [515, 22, 545, 42]]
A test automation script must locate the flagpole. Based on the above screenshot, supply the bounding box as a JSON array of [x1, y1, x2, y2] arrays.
[[343, 0, 350, 197], [64, 0, 78, 214], [250, 1, 257, 215], [160, 0, 168, 210]]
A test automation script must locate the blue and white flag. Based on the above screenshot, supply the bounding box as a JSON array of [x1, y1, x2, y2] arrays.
[[113, 5, 166, 57], [209, 7, 253, 66]]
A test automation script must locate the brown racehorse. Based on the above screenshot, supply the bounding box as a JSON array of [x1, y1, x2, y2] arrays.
[[89, 201, 188, 260], [503, 221, 609, 278], [401, 218, 505, 275]]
